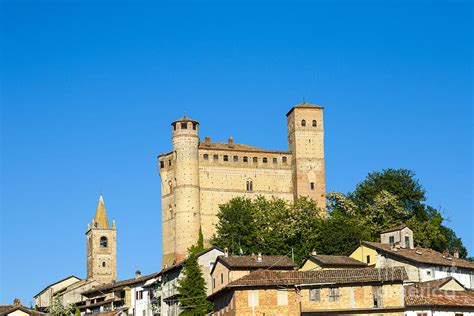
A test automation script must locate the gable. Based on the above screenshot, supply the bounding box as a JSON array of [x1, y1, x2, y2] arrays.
[[440, 278, 465, 291], [349, 245, 377, 266], [7, 310, 30, 316], [299, 259, 321, 271]]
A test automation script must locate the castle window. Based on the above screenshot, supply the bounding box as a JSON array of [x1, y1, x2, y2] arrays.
[[102, 262, 106, 267], [203, 154, 209, 160], [168, 160, 172, 166], [367, 255, 371, 264], [310, 182, 315, 190], [233, 156, 238, 162], [192, 122, 197, 130], [100, 236, 108, 248], [243, 156, 248, 162], [223, 155, 229, 162], [301, 120, 306, 127], [273, 158, 277, 164], [253, 157, 258, 163], [373, 286, 383, 308], [160, 161, 164, 168], [246, 180, 253, 192], [262, 157, 268, 163], [172, 123, 176, 131], [312, 120, 317, 127], [181, 122, 187, 129], [213, 154, 218, 161], [282, 156, 288, 163]]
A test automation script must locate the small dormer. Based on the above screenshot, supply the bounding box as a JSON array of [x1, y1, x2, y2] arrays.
[[380, 225, 414, 249]]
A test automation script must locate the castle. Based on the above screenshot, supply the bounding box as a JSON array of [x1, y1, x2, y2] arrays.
[[158, 103, 326, 266]]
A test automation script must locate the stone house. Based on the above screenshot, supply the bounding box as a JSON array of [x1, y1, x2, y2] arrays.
[[208, 267, 408, 316], [299, 253, 368, 271], [404, 277, 474, 316], [80, 271, 161, 315], [350, 226, 474, 288], [33, 275, 81, 310], [210, 253, 297, 293], [160, 246, 224, 316]]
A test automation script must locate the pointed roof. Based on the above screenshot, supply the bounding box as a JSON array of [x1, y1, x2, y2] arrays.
[[94, 194, 109, 228]]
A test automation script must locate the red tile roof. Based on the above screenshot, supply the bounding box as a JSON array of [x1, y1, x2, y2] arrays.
[[215, 255, 297, 270], [362, 241, 474, 270], [306, 255, 368, 268], [405, 290, 474, 308]]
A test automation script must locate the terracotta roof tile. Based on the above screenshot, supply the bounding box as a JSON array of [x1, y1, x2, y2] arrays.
[[82, 272, 160, 296], [229, 267, 407, 287], [217, 255, 297, 270], [382, 225, 408, 233], [363, 241, 474, 270], [405, 290, 474, 308], [307, 255, 368, 268]]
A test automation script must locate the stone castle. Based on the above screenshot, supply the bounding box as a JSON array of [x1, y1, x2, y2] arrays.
[[158, 103, 326, 266], [86, 194, 117, 283]]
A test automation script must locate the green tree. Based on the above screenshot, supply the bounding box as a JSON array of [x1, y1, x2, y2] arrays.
[[188, 226, 205, 255], [47, 296, 74, 316], [177, 253, 213, 315]]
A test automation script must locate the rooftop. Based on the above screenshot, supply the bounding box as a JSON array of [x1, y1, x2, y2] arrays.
[[198, 141, 291, 154], [305, 254, 368, 268], [405, 289, 474, 308], [381, 225, 408, 233], [362, 241, 474, 270], [214, 254, 297, 271], [82, 272, 160, 296]]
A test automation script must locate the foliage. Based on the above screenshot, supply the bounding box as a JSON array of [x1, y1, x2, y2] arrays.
[[47, 296, 74, 316], [188, 226, 205, 255], [211, 168, 468, 261], [74, 308, 81, 316], [177, 253, 213, 315]]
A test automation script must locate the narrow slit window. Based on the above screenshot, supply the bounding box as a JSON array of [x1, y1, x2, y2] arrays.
[[223, 155, 229, 162], [301, 120, 306, 127], [312, 120, 317, 127]]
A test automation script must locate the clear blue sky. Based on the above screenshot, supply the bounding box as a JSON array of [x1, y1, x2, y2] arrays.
[[1, 0, 472, 305]]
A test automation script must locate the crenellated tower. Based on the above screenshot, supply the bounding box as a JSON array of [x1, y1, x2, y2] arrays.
[[86, 194, 117, 283], [287, 103, 326, 209], [171, 116, 201, 262]]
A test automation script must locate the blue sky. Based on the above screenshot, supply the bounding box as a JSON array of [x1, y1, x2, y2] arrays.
[[1, 0, 472, 305]]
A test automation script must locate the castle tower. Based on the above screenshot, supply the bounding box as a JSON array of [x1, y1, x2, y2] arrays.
[[287, 103, 326, 209], [171, 116, 201, 262], [86, 194, 117, 283]]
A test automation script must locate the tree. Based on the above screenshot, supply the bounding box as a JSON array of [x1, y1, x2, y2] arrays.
[[177, 253, 213, 315], [188, 226, 205, 255], [47, 296, 74, 316]]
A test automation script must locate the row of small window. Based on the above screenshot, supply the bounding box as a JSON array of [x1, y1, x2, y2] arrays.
[[301, 120, 318, 127], [135, 290, 147, 300], [172, 122, 198, 131], [204, 154, 288, 164], [160, 160, 172, 168], [309, 286, 383, 308]]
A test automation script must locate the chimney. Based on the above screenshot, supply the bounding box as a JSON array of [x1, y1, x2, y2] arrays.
[[224, 247, 229, 258], [311, 249, 317, 256], [135, 270, 141, 279], [454, 248, 459, 258], [13, 298, 21, 306], [205, 135, 211, 146], [257, 252, 262, 262], [228, 137, 234, 148]]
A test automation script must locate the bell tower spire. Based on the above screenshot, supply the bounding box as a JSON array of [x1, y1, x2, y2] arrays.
[[93, 193, 109, 228]]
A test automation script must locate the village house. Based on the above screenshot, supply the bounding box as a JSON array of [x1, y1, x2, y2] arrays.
[[210, 252, 297, 293], [160, 246, 224, 316], [80, 271, 161, 316], [33, 275, 82, 311], [299, 252, 368, 271], [404, 277, 474, 315], [208, 267, 408, 316], [350, 226, 474, 288], [0, 299, 46, 316]]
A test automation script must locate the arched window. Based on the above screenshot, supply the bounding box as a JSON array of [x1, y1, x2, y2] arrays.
[[100, 236, 108, 248], [312, 120, 317, 127], [181, 122, 187, 129], [253, 157, 258, 163], [213, 154, 219, 161], [102, 262, 106, 267], [246, 180, 253, 192], [282, 156, 288, 163], [203, 154, 209, 160], [301, 120, 306, 127]]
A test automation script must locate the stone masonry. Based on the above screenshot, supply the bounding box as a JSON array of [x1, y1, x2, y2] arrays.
[[158, 103, 326, 266]]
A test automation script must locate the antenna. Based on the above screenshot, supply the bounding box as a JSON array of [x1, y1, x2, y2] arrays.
[[302, 96, 306, 104]]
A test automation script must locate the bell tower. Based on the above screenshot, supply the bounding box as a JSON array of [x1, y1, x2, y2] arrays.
[[86, 194, 117, 283], [287, 103, 326, 210]]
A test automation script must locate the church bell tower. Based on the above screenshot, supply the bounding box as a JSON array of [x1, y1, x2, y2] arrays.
[[86, 194, 117, 283]]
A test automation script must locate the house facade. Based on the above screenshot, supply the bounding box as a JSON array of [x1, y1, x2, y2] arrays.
[[350, 226, 474, 289], [208, 267, 408, 316]]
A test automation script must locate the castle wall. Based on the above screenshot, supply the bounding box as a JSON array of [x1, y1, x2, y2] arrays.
[[198, 148, 293, 243]]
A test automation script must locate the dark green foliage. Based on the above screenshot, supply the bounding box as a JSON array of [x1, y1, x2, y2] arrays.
[[177, 253, 213, 315], [188, 226, 205, 255], [211, 168, 468, 261]]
